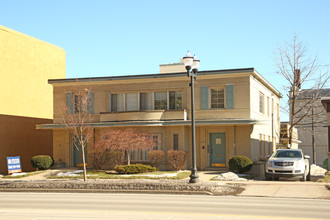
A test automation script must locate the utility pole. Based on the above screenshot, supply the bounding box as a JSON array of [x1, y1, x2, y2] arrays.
[[311, 100, 316, 164]]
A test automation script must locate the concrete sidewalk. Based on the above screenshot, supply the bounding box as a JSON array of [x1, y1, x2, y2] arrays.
[[1, 169, 329, 199]]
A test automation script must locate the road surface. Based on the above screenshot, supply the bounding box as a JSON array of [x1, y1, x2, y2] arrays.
[[0, 192, 329, 219]]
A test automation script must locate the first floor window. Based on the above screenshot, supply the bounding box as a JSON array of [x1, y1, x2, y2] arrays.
[[173, 134, 179, 150], [154, 92, 167, 110], [127, 134, 161, 161], [211, 88, 224, 109], [152, 134, 161, 150]]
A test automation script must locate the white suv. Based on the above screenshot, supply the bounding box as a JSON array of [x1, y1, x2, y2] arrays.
[[265, 149, 310, 181]]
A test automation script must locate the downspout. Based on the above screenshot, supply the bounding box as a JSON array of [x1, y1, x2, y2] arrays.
[[234, 125, 237, 156]]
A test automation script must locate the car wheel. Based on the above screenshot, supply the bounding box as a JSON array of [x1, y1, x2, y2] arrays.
[[265, 175, 272, 181], [306, 166, 311, 181], [300, 171, 307, 182]]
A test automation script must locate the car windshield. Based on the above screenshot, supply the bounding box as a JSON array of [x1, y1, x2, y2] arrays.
[[273, 150, 302, 158]]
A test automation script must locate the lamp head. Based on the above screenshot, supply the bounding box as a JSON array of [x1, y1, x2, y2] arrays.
[[183, 51, 194, 71], [192, 55, 200, 72]]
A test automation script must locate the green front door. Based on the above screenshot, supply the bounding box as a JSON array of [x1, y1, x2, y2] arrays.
[[209, 133, 226, 167], [73, 136, 87, 167]]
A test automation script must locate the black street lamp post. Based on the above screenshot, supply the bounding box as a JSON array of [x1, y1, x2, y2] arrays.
[[183, 51, 200, 183]]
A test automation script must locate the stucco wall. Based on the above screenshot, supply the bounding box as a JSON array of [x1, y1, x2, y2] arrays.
[[52, 73, 253, 123], [249, 75, 281, 161], [0, 25, 65, 119]]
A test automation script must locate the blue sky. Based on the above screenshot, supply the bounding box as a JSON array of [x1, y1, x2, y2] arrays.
[[1, 0, 330, 120]]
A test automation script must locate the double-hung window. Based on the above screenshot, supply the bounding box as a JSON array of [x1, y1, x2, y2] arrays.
[[154, 92, 167, 110], [111, 94, 124, 112], [140, 93, 153, 110], [125, 93, 138, 111], [74, 95, 83, 113], [259, 92, 264, 114], [210, 88, 224, 109], [169, 91, 182, 110]]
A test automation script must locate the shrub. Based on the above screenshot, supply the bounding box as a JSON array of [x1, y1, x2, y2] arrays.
[[31, 155, 53, 170], [147, 150, 164, 168], [89, 151, 109, 170], [89, 149, 124, 170], [114, 164, 157, 174], [167, 150, 188, 171], [108, 150, 124, 169], [228, 155, 253, 173]]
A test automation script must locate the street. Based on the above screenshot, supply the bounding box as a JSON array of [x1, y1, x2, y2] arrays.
[[0, 192, 329, 219]]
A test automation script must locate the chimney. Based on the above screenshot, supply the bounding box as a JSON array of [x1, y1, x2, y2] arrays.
[[159, 58, 185, 74]]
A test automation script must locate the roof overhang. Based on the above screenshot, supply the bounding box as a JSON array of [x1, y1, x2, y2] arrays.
[[37, 119, 266, 129]]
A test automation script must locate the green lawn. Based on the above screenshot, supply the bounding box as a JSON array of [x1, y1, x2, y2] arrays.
[[48, 170, 190, 180], [2, 170, 46, 179]]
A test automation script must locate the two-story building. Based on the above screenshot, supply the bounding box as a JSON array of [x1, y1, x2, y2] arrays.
[[38, 60, 281, 175]]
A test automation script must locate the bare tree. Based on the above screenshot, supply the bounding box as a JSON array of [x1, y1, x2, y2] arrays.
[[275, 34, 330, 147], [94, 128, 155, 165], [62, 79, 94, 181]]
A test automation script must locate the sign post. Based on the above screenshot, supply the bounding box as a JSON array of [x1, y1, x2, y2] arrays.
[[7, 156, 22, 174]]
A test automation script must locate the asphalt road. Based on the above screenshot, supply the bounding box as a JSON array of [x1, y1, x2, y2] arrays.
[[0, 192, 329, 220]]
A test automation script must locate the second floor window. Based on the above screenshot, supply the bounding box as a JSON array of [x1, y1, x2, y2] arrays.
[[110, 91, 183, 112], [154, 92, 167, 110], [125, 93, 138, 111], [169, 91, 182, 110], [211, 88, 224, 109], [140, 93, 153, 110], [74, 95, 83, 113], [259, 92, 264, 113], [111, 94, 124, 112]]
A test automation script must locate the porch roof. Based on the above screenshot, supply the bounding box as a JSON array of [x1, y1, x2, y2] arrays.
[[37, 119, 267, 129]]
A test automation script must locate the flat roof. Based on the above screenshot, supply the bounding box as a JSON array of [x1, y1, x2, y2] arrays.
[[48, 67, 282, 98], [48, 68, 255, 84]]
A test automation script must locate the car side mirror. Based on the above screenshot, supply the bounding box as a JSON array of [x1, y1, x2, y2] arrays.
[[266, 155, 271, 159], [304, 155, 310, 159]]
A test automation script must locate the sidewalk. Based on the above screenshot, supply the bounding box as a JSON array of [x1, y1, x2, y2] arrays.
[[1, 169, 329, 199]]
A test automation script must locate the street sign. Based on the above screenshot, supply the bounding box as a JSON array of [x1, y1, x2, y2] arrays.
[[7, 156, 22, 174]]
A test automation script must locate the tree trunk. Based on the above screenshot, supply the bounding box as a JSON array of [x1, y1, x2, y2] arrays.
[[126, 150, 131, 165], [81, 140, 87, 181]]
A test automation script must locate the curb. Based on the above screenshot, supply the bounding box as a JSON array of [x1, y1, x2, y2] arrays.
[[0, 179, 244, 196]]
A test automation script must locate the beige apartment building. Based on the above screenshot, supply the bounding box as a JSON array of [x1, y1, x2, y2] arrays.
[[0, 25, 66, 173], [38, 61, 281, 175]]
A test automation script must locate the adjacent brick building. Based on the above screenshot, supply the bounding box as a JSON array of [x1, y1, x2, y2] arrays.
[[0, 25, 66, 173]]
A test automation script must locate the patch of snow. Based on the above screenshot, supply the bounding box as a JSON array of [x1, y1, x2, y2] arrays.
[[310, 164, 327, 176], [122, 171, 183, 178], [214, 172, 247, 181], [11, 172, 27, 176], [56, 170, 84, 177]]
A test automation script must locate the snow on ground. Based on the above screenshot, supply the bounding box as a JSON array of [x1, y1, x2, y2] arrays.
[[213, 172, 247, 181], [11, 172, 27, 176], [56, 170, 84, 177], [310, 164, 327, 176], [124, 171, 183, 178]]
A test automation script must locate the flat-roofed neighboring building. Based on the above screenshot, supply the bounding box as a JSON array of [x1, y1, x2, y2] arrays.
[[39, 60, 281, 176], [0, 25, 66, 173]]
